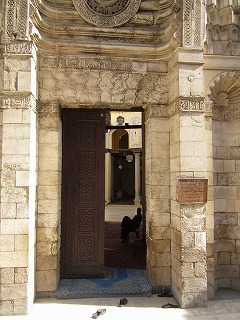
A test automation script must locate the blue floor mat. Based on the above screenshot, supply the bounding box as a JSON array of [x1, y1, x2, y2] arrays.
[[58, 268, 152, 299]]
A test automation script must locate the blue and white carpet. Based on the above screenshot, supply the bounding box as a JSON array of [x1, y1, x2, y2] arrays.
[[58, 268, 152, 299]]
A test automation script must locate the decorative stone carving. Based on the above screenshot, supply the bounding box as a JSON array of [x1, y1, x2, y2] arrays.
[[72, 0, 141, 27], [41, 56, 132, 71], [179, 98, 205, 112], [208, 71, 240, 120], [145, 105, 170, 120], [5, 42, 32, 54], [205, 3, 240, 55], [176, 0, 202, 48], [5, 0, 29, 40], [0, 93, 37, 112]]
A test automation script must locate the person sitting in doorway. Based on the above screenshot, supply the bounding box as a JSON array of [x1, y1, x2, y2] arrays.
[[121, 207, 142, 243]]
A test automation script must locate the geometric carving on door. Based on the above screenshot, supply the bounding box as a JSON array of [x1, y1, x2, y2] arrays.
[[78, 209, 94, 232], [80, 125, 95, 148], [77, 237, 94, 261], [79, 153, 95, 175], [79, 181, 94, 203]]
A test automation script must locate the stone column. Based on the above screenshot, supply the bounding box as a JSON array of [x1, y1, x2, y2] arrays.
[[36, 102, 61, 295], [134, 152, 141, 205], [0, 41, 37, 315], [169, 49, 208, 308], [145, 105, 171, 288]]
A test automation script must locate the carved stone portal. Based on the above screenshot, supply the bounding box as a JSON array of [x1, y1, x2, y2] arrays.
[[72, 0, 142, 27]]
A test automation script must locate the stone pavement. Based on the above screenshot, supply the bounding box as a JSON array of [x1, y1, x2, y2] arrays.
[[1, 293, 240, 320]]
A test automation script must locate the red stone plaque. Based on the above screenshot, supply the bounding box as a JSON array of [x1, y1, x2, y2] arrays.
[[178, 179, 208, 203]]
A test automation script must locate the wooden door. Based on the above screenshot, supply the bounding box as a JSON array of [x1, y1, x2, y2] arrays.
[[61, 109, 105, 278]]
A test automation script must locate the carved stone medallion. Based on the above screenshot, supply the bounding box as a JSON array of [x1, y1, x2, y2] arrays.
[[72, 0, 142, 27]]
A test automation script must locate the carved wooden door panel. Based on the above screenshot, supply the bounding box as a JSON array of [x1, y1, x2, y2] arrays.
[[61, 109, 105, 278]]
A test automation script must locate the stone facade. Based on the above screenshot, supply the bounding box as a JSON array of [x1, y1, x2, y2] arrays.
[[0, 0, 240, 315]]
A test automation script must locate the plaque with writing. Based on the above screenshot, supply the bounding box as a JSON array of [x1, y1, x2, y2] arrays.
[[178, 179, 208, 203]]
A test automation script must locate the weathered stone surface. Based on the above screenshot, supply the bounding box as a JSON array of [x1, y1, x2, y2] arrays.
[[0, 284, 28, 300]]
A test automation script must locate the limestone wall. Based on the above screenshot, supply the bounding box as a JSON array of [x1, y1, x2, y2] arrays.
[[204, 65, 240, 294], [0, 40, 38, 315], [213, 117, 240, 291], [36, 103, 61, 294], [145, 112, 171, 288]]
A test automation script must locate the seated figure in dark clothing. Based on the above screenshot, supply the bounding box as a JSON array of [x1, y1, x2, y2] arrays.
[[121, 207, 142, 243]]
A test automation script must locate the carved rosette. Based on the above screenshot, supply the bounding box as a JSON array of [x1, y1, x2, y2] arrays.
[[72, 0, 142, 27]]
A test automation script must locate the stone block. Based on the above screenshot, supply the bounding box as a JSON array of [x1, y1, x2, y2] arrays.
[[2, 155, 30, 171], [16, 171, 29, 187], [3, 109, 23, 124], [215, 239, 235, 252], [1, 202, 16, 218], [231, 146, 240, 159], [236, 240, 240, 253], [15, 268, 28, 284], [37, 227, 58, 242], [236, 160, 240, 172], [214, 212, 238, 225], [195, 232, 206, 250], [0, 283, 28, 300], [15, 235, 29, 251], [38, 130, 59, 144], [182, 248, 206, 263], [17, 71, 31, 91], [37, 186, 60, 201], [214, 186, 237, 199], [207, 257, 215, 272], [1, 187, 28, 203], [218, 278, 231, 288], [217, 173, 228, 185], [224, 160, 236, 172], [182, 232, 195, 247], [180, 141, 193, 157], [216, 146, 231, 159], [16, 203, 29, 219], [231, 252, 240, 265], [3, 124, 30, 140], [193, 142, 206, 157], [38, 171, 60, 186], [182, 277, 207, 293], [0, 251, 28, 268], [215, 199, 227, 214], [37, 255, 58, 270], [171, 241, 181, 261], [36, 270, 58, 292], [183, 292, 207, 308], [216, 265, 239, 278], [1, 218, 29, 235], [37, 214, 59, 228], [226, 226, 240, 240], [13, 299, 28, 315], [155, 240, 171, 253], [195, 262, 206, 277], [181, 156, 205, 172], [0, 300, 14, 316], [38, 156, 60, 172], [0, 235, 14, 251], [231, 278, 240, 290], [182, 262, 194, 277], [217, 252, 231, 265], [148, 266, 171, 286], [37, 199, 60, 214], [0, 268, 14, 284]]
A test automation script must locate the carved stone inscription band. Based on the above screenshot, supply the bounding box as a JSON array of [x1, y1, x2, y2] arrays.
[[72, 0, 142, 27]]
